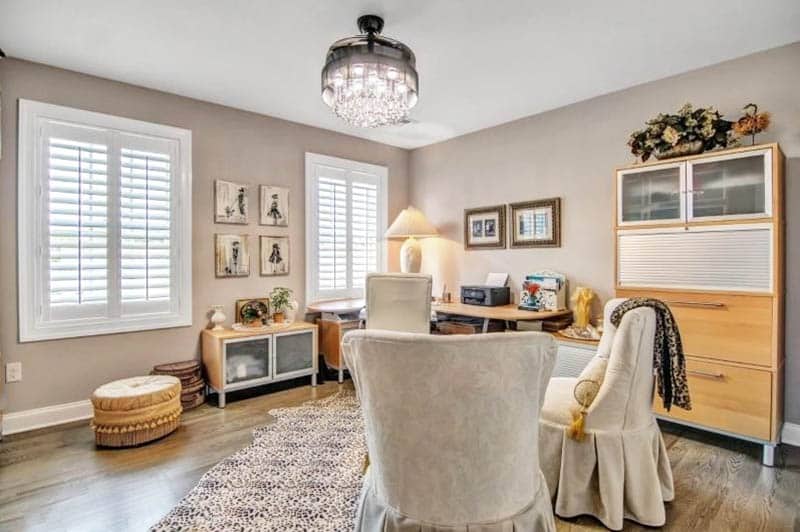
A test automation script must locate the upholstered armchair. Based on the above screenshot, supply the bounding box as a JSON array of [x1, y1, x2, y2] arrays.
[[538, 298, 674, 530], [365, 273, 431, 333], [343, 330, 558, 531]]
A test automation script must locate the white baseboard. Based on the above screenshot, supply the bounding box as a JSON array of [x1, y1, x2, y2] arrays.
[[2, 399, 93, 436], [782, 422, 800, 447]]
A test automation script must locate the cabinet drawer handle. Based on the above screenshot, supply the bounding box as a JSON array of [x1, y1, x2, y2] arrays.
[[688, 369, 725, 380], [663, 300, 726, 309]]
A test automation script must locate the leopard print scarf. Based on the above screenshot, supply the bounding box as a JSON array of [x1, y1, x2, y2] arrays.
[[610, 298, 691, 411]]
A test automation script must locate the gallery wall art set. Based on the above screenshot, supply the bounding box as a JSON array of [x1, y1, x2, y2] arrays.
[[214, 180, 290, 277]]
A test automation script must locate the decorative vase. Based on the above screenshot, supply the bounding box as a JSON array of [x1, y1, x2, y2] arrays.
[[284, 300, 299, 324], [273, 311, 285, 323], [209, 305, 226, 331], [654, 140, 704, 160]]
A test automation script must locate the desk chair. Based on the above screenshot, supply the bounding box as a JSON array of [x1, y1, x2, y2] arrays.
[[365, 273, 432, 334]]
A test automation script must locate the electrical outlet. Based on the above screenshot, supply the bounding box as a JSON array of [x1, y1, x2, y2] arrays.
[[6, 362, 22, 383]]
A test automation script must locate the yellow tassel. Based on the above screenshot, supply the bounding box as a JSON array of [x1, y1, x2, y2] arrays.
[[361, 453, 370, 475], [567, 409, 587, 441]]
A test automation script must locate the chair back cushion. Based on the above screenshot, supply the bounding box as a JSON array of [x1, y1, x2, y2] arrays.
[[366, 273, 432, 333], [589, 304, 657, 430], [342, 330, 557, 525]]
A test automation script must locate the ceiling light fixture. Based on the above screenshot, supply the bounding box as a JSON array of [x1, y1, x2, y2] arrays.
[[321, 15, 418, 128]]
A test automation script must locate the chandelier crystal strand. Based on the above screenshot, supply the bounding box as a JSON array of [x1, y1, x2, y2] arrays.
[[322, 15, 418, 128]]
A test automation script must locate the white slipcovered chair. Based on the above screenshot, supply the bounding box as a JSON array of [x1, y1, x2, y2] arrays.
[[343, 330, 558, 532], [538, 298, 674, 530], [365, 273, 431, 334]]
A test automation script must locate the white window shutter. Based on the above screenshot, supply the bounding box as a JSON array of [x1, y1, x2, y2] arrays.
[[18, 100, 192, 341], [305, 153, 388, 304]]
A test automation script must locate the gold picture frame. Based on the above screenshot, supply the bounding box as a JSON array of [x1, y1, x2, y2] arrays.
[[235, 298, 270, 326], [509, 197, 561, 248], [464, 204, 506, 250]]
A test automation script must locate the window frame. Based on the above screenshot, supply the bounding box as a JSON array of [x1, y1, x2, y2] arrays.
[[305, 152, 388, 304], [18, 99, 193, 342]]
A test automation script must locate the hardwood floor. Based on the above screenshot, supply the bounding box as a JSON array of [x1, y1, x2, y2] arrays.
[[1, 381, 799, 532]]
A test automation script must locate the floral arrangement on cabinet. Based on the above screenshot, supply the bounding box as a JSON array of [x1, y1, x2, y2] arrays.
[[627, 103, 736, 162]]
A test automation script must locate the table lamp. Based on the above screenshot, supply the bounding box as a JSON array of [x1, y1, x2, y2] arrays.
[[384, 206, 438, 273]]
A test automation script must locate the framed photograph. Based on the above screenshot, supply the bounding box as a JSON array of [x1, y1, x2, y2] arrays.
[[509, 197, 561, 248], [215, 234, 250, 277], [260, 235, 289, 276], [464, 205, 506, 249], [260, 185, 289, 226], [235, 298, 270, 326], [215, 180, 248, 224]]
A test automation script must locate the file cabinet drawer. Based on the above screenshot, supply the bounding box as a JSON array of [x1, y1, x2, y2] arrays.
[[653, 358, 771, 440], [617, 289, 773, 366]]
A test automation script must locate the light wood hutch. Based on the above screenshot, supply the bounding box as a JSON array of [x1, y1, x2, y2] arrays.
[[201, 322, 318, 408], [614, 143, 785, 465]]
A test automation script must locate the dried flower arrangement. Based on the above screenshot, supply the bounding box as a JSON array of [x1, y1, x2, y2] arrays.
[[628, 103, 737, 162], [734, 103, 771, 145]]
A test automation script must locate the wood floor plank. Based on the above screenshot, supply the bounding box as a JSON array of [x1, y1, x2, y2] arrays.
[[1, 381, 798, 532]]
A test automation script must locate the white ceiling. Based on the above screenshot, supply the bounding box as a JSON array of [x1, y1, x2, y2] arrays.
[[2, 1, 799, 149]]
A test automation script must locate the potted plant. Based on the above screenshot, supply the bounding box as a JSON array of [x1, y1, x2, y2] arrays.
[[628, 103, 736, 162], [270, 287, 293, 323], [241, 305, 263, 327]]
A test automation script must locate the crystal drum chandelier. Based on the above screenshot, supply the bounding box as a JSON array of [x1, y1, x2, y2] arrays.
[[321, 15, 418, 128]]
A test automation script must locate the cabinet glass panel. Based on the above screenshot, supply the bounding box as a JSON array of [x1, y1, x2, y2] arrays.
[[689, 153, 768, 219], [275, 332, 313, 376], [620, 166, 682, 223], [225, 338, 270, 384]]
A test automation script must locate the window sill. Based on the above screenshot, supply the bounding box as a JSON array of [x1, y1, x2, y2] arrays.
[[19, 314, 193, 343]]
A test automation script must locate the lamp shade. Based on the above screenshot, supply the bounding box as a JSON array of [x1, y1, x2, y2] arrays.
[[385, 206, 438, 238]]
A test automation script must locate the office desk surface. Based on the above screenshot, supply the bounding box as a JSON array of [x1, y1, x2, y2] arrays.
[[433, 302, 570, 321], [306, 298, 365, 315]]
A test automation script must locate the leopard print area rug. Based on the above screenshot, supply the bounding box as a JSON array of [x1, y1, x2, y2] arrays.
[[151, 390, 365, 532]]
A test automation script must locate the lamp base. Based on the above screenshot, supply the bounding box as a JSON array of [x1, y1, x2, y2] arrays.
[[400, 237, 422, 273]]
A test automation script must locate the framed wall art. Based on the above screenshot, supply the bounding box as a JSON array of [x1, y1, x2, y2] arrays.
[[509, 197, 561, 248], [214, 179, 248, 224], [215, 234, 250, 277], [260, 185, 289, 226], [464, 205, 506, 250], [235, 298, 270, 326], [260, 235, 289, 276]]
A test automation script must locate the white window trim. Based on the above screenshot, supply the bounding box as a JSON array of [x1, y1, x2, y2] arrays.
[[305, 152, 388, 304], [18, 99, 193, 342]]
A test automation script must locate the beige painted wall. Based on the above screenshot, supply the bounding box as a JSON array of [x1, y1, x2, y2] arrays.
[[409, 43, 800, 423], [0, 59, 410, 413]]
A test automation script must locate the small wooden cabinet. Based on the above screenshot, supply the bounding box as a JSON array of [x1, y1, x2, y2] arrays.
[[615, 143, 785, 465], [201, 322, 318, 407]]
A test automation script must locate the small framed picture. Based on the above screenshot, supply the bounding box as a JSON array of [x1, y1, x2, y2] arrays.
[[260, 185, 289, 227], [215, 180, 248, 224], [215, 234, 250, 277], [260, 235, 289, 276], [509, 197, 561, 248], [464, 205, 506, 250], [235, 298, 270, 326]]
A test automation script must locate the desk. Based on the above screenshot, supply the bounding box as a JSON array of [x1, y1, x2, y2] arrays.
[[433, 302, 571, 333]]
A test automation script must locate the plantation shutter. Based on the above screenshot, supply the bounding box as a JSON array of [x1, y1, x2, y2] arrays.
[[350, 173, 379, 290], [45, 123, 110, 321], [306, 153, 387, 303], [119, 135, 175, 314], [20, 100, 191, 342], [316, 167, 349, 293]]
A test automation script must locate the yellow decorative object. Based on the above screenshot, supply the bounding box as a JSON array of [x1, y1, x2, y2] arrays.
[[571, 287, 595, 329], [91, 375, 182, 447], [567, 379, 601, 442]]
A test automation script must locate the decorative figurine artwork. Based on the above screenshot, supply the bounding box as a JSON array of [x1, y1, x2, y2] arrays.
[[518, 270, 566, 311], [215, 180, 249, 224], [560, 286, 601, 340], [260, 185, 289, 226]]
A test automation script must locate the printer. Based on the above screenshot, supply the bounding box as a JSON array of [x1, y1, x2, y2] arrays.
[[461, 285, 510, 306]]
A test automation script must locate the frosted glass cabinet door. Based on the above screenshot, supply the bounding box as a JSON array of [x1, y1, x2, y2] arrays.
[[618, 163, 684, 225], [225, 337, 271, 384], [274, 331, 314, 378], [687, 149, 771, 221]]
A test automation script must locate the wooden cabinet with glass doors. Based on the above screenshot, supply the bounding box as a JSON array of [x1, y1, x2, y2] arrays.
[[614, 143, 784, 465]]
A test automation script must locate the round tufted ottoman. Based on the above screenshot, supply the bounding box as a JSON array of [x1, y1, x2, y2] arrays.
[[91, 375, 183, 447]]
